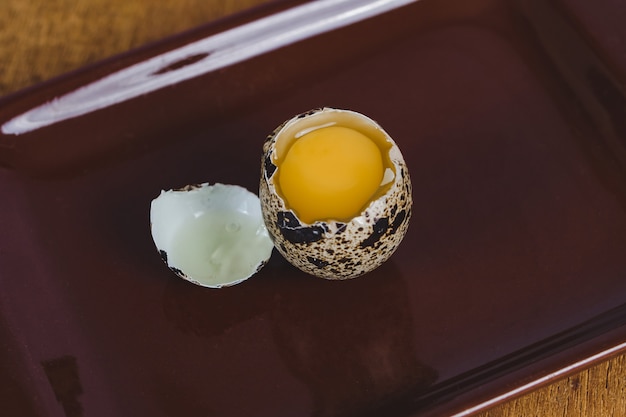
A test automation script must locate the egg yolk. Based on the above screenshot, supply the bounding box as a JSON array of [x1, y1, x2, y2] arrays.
[[278, 126, 384, 223]]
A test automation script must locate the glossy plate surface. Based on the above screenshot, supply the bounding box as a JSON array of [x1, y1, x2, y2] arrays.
[[1, 0, 626, 416]]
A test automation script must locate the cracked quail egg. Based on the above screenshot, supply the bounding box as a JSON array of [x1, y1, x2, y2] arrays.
[[150, 183, 274, 288], [259, 108, 412, 280]]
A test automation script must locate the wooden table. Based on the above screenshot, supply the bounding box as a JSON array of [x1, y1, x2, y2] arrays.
[[2, 0, 625, 415]]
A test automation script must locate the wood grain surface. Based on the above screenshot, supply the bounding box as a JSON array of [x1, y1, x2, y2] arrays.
[[2, 0, 626, 416]]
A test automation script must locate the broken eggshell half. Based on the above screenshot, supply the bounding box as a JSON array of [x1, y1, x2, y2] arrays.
[[259, 108, 412, 280], [150, 183, 275, 288]]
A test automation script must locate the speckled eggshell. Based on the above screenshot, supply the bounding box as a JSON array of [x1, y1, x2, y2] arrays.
[[259, 108, 412, 280]]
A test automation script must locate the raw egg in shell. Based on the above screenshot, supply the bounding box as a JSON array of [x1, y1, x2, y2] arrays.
[[259, 108, 412, 279]]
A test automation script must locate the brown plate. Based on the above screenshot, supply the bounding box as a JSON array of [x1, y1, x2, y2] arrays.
[[2, 0, 626, 416]]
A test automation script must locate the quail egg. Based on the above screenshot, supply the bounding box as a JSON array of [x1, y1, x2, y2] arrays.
[[259, 108, 412, 280], [150, 183, 274, 288]]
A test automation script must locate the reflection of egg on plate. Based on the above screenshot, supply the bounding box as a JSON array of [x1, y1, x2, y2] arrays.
[[260, 108, 412, 280], [150, 183, 274, 288]]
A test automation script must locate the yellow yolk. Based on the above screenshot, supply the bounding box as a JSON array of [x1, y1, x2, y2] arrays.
[[278, 126, 384, 223]]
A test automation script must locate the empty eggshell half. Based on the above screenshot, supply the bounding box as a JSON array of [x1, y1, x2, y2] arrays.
[[150, 183, 275, 288]]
